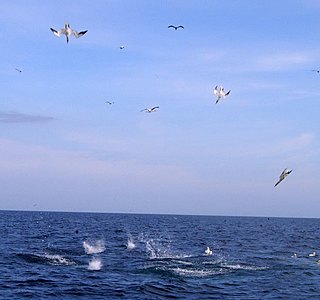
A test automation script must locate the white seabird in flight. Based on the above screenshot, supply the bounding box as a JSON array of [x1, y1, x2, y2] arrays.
[[140, 106, 159, 113], [50, 22, 87, 43], [214, 85, 231, 104], [274, 168, 293, 187]]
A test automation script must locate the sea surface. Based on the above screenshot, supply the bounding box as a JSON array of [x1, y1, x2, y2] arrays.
[[1, 211, 320, 299]]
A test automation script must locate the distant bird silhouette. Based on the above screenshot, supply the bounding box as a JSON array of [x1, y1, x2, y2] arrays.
[[105, 101, 115, 105], [15, 68, 22, 73], [274, 168, 293, 187], [214, 85, 231, 104], [119, 46, 125, 49], [311, 69, 320, 73], [168, 25, 184, 30], [140, 106, 159, 113], [50, 22, 87, 43]]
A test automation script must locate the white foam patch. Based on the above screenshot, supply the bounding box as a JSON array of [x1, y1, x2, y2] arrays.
[[127, 237, 136, 250], [222, 263, 268, 271], [83, 240, 105, 255], [171, 267, 223, 277], [44, 254, 74, 265], [88, 257, 103, 271]]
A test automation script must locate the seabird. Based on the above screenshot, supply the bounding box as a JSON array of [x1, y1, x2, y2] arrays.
[[214, 85, 231, 104], [105, 101, 114, 105], [274, 168, 293, 187], [15, 68, 22, 73], [311, 69, 320, 73], [50, 22, 87, 43], [168, 25, 184, 30], [309, 251, 317, 257], [291, 253, 298, 258], [204, 247, 213, 256], [119, 46, 125, 49], [140, 106, 159, 113]]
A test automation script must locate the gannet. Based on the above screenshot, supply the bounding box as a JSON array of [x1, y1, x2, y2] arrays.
[[214, 85, 231, 104], [140, 106, 159, 113], [274, 168, 293, 187], [50, 22, 87, 43], [204, 247, 213, 255], [168, 25, 184, 30]]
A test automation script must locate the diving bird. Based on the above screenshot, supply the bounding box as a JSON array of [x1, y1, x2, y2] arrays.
[[214, 85, 231, 104], [140, 106, 159, 113], [168, 25, 184, 30], [50, 22, 87, 43], [204, 247, 213, 256], [274, 168, 293, 187]]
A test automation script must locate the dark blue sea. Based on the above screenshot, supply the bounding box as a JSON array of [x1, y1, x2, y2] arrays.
[[1, 211, 320, 299]]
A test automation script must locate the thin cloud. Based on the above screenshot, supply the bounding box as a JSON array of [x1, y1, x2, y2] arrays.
[[0, 111, 54, 123]]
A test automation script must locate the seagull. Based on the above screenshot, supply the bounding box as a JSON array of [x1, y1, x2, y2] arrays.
[[119, 46, 125, 50], [204, 247, 213, 256], [15, 68, 22, 73], [140, 106, 159, 113], [168, 25, 184, 30], [274, 168, 293, 187], [309, 251, 317, 257], [105, 101, 115, 105], [291, 253, 298, 258], [50, 22, 87, 43], [214, 85, 231, 104]]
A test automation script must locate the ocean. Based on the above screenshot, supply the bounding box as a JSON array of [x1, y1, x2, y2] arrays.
[[1, 210, 320, 299]]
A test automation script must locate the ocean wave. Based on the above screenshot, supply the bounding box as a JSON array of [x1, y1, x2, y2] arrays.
[[17, 253, 75, 266]]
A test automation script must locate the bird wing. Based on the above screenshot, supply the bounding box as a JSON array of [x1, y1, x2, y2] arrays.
[[140, 108, 148, 112], [177, 25, 184, 29], [225, 90, 231, 96], [151, 106, 159, 110], [72, 30, 88, 38], [213, 86, 219, 96], [50, 28, 63, 37], [168, 25, 175, 28], [274, 178, 283, 187]]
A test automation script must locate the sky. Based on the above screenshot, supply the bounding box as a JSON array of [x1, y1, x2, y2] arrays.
[[0, 0, 319, 217]]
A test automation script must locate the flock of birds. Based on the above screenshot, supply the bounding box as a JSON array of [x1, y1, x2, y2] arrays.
[[14, 21, 294, 188]]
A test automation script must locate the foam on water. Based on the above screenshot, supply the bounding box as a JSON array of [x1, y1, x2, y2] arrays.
[[88, 257, 103, 271], [83, 240, 105, 255], [44, 254, 75, 265]]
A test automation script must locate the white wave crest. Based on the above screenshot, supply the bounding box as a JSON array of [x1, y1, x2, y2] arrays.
[[83, 240, 105, 255], [44, 254, 74, 265], [88, 257, 103, 271], [172, 267, 222, 277]]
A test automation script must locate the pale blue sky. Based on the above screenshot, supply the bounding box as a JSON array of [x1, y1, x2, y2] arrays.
[[0, 0, 319, 217]]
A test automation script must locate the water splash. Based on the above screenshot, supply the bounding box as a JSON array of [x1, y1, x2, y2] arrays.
[[83, 240, 105, 255], [88, 257, 103, 271], [127, 235, 136, 250]]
